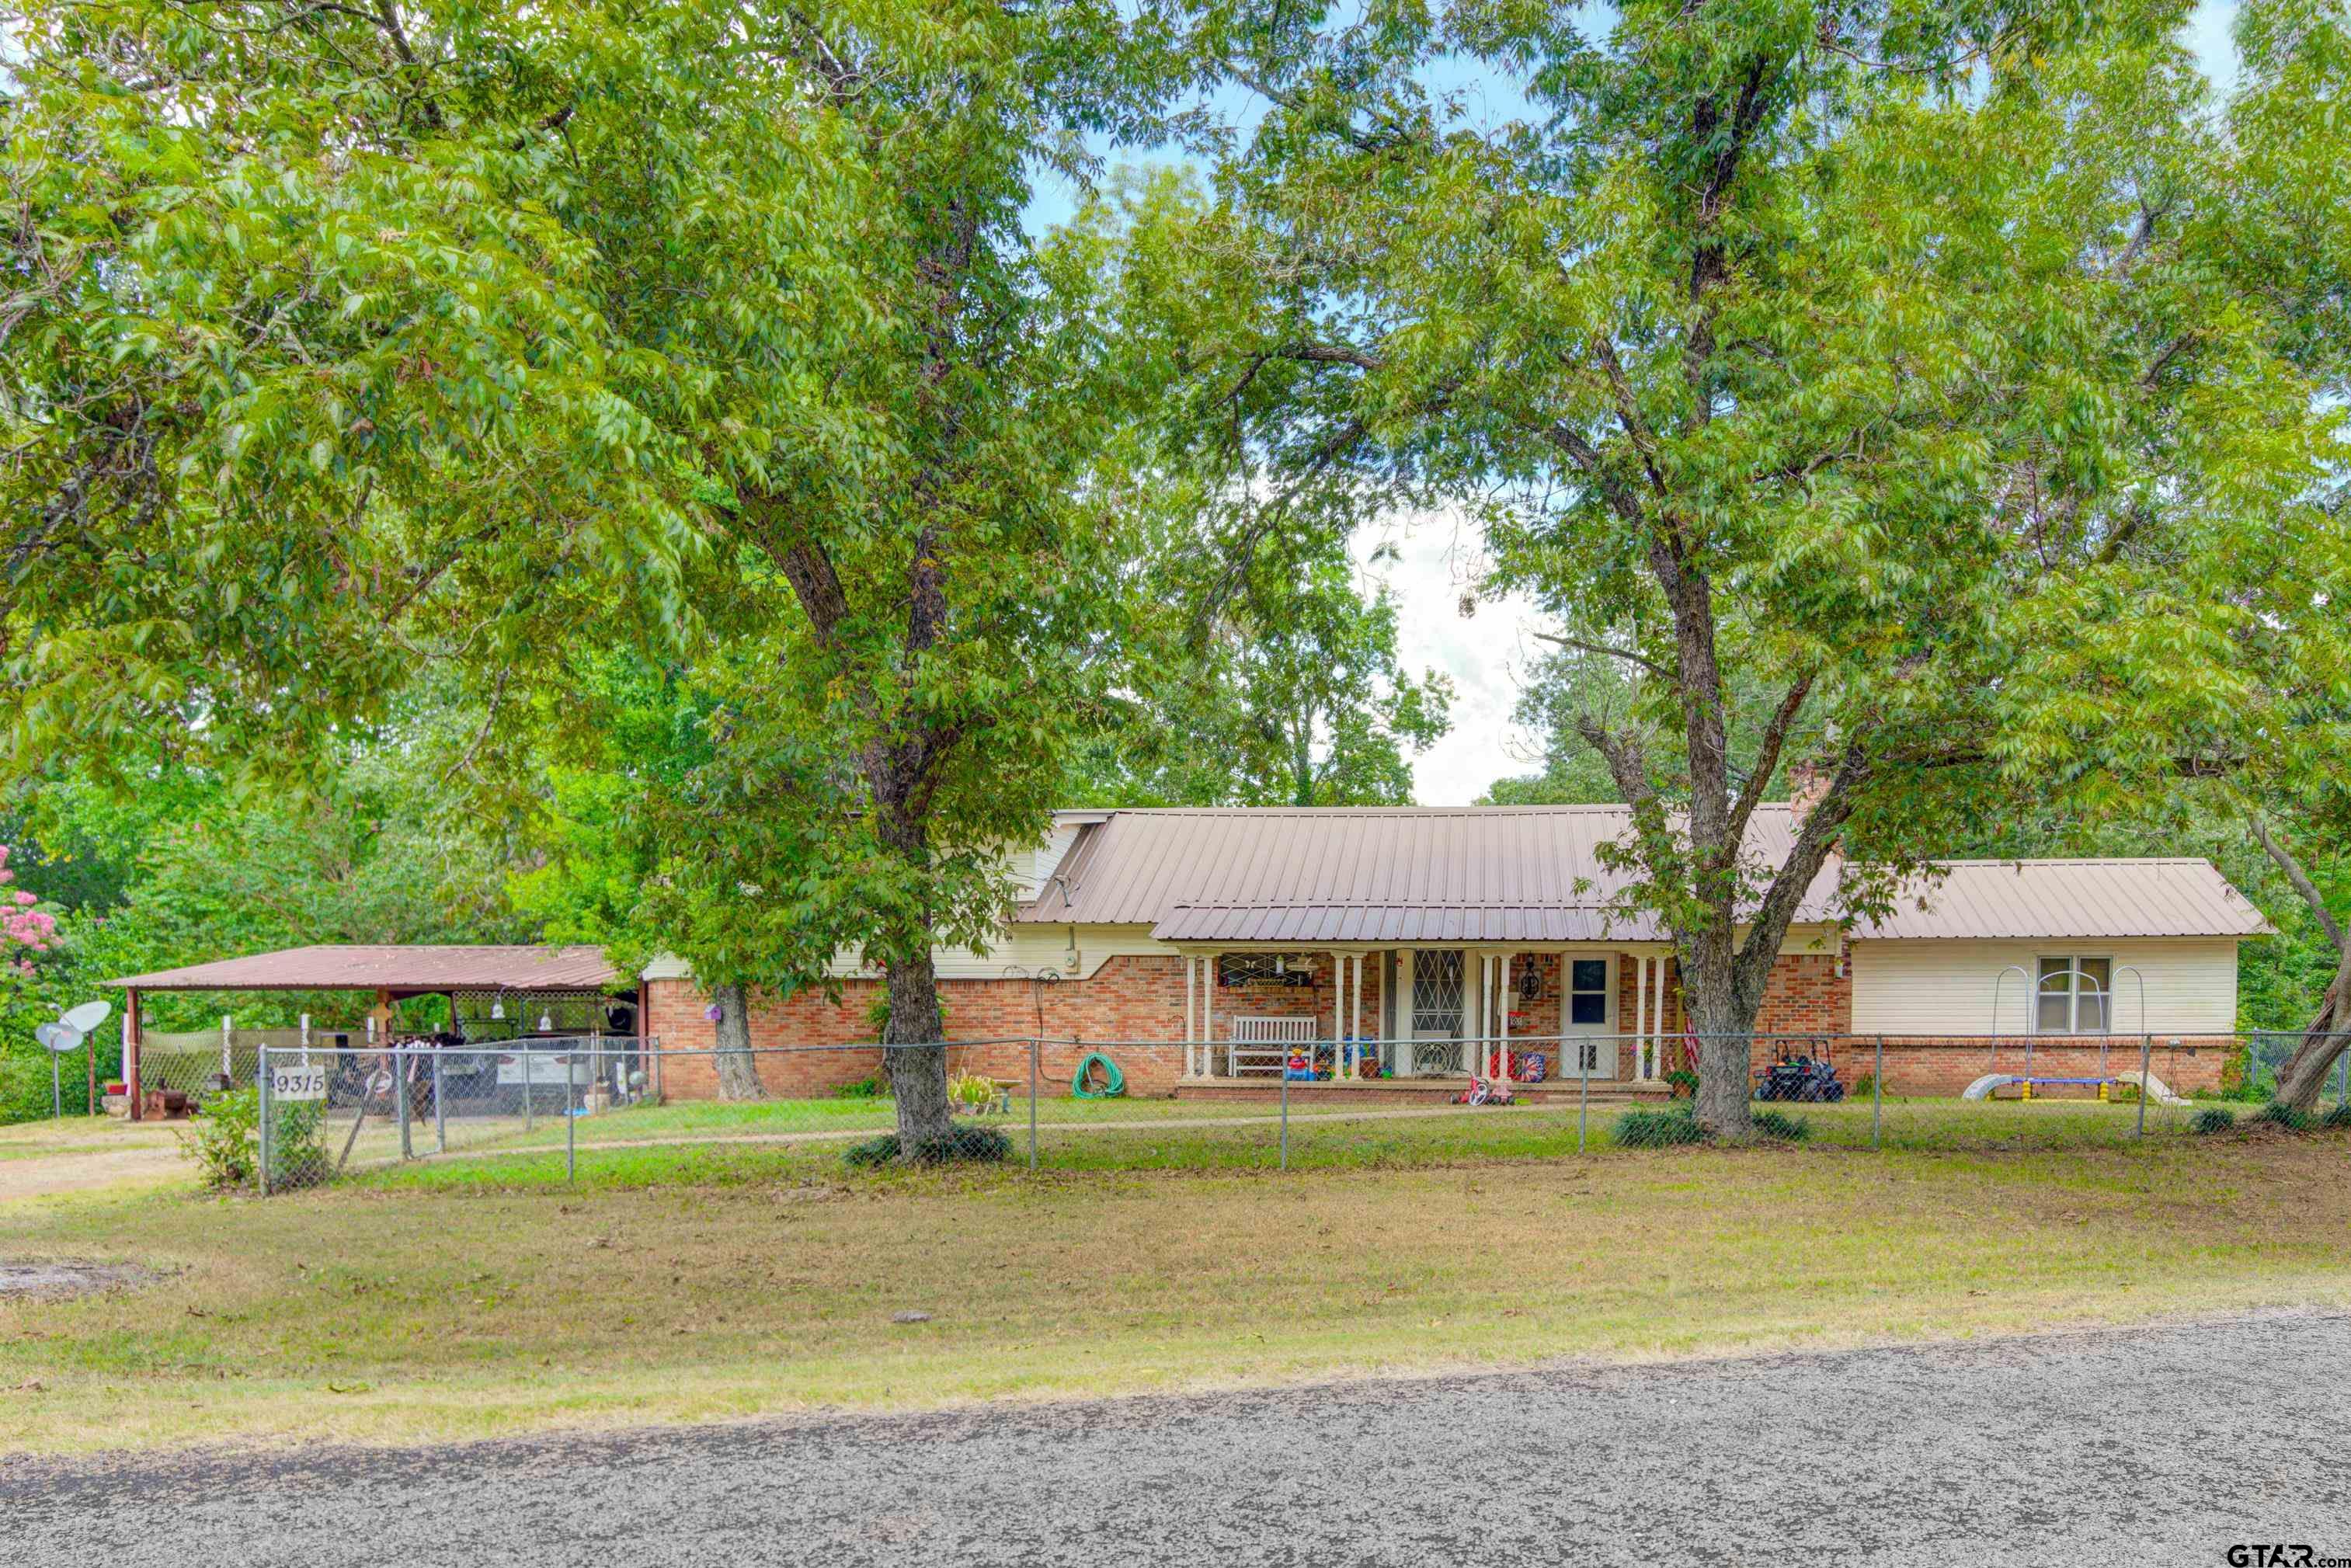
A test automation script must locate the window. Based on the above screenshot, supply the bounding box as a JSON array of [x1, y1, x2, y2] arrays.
[[1568, 958, 1610, 1027], [2036, 957, 2111, 1034], [1218, 954, 1307, 988], [1411, 950, 1465, 1035]]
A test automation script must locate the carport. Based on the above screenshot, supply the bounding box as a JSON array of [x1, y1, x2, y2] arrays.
[[109, 945, 634, 1119]]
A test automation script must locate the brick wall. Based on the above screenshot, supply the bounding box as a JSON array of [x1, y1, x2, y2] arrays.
[[643, 943, 2226, 1099]]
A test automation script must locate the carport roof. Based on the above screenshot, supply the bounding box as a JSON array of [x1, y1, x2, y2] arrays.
[[109, 944, 621, 993]]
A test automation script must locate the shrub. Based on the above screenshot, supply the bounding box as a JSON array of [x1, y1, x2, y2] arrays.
[[1614, 1107, 1704, 1149], [180, 1086, 260, 1188], [1662, 1069, 1699, 1099], [1750, 1108, 1812, 1142], [948, 1070, 996, 1108], [2252, 1100, 2314, 1132], [833, 1074, 892, 1100], [1847, 1073, 1876, 1103], [2191, 1107, 2236, 1136], [2324, 1102, 2351, 1130], [843, 1123, 1013, 1167]]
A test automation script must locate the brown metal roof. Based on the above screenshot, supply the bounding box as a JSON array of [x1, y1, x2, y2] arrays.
[[109, 944, 621, 993], [1854, 860, 2274, 940], [1021, 805, 1831, 943], [1021, 808, 2269, 945]]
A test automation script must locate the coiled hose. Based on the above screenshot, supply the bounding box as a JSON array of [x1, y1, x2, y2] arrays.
[[1071, 1051, 1126, 1099]]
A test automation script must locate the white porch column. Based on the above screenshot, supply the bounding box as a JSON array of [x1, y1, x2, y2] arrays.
[[1652, 949, 1670, 1079], [1350, 953, 1364, 1076], [1331, 949, 1345, 1073], [1184, 957, 1198, 1078], [1396, 947, 1414, 1077], [1635, 955, 1649, 1080], [1203, 955, 1215, 1076], [1470, 953, 1487, 1073], [1498, 953, 1513, 1085]]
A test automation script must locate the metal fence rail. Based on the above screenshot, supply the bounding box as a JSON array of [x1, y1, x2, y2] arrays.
[[245, 1030, 2351, 1193]]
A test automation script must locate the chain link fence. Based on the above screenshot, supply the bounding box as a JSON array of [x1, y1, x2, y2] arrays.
[[248, 1030, 2351, 1192]]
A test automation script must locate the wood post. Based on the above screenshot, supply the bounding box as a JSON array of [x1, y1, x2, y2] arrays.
[[124, 987, 142, 1121]]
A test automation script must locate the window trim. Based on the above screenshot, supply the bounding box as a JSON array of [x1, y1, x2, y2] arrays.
[[2033, 954, 2114, 1035], [1565, 956, 1612, 1029]]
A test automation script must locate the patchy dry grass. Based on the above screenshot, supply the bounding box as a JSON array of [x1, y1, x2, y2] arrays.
[[3, 1129, 2348, 1455]]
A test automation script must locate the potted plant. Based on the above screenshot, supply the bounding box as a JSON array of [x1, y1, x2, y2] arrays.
[[1664, 1069, 1699, 1100]]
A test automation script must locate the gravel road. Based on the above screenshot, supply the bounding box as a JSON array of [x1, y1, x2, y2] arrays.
[[9, 1311, 2346, 1566]]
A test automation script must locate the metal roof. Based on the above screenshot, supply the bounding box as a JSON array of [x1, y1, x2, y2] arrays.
[[1020, 808, 2269, 945], [1854, 860, 2274, 940], [1021, 805, 1832, 944], [109, 944, 622, 993]]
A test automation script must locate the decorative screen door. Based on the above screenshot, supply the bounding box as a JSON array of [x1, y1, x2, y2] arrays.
[[1408, 949, 1466, 1075]]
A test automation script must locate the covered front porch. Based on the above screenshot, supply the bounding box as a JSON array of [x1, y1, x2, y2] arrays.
[[1170, 943, 1687, 1091]]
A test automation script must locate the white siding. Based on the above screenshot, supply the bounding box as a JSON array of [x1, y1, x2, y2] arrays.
[[1851, 937, 2241, 1035], [826, 923, 1170, 982]]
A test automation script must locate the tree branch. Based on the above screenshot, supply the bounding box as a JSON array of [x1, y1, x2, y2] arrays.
[[2249, 813, 2347, 953], [1532, 630, 1671, 680]]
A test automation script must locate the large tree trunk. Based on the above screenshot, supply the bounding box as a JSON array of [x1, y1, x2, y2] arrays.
[[1684, 956, 1756, 1139], [2248, 815, 2350, 1113], [709, 982, 767, 1101], [881, 947, 955, 1149], [2272, 961, 2349, 1114]]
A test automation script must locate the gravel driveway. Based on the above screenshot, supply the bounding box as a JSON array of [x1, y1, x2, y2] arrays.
[[8, 1311, 2346, 1566]]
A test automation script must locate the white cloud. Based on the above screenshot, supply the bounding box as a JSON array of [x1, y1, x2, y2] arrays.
[[1354, 512, 1550, 805]]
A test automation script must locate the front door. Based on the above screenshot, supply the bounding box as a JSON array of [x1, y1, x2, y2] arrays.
[[1563, 956, 1619, 1080], [1407, 949, 1466, 1076]]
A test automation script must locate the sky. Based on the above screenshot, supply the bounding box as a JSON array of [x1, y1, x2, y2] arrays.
[[1036, 0, 2248, 805]]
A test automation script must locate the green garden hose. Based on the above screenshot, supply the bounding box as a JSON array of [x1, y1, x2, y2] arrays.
[[1071, 1051, 1126, 1099]]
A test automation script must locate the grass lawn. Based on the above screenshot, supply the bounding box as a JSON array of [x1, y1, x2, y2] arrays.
[[3, 1122, 2347, 1456]]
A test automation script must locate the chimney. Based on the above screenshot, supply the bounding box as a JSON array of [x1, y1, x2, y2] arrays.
[[1788, 758, 1832, 826]]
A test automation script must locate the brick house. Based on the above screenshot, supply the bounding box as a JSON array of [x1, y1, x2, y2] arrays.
[[642, 801, 2273, 1100]]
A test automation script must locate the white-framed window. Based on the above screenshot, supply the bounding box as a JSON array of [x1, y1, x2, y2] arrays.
[[2036, 956, 2112, 1034], [1567, 958, 1610, 1027]]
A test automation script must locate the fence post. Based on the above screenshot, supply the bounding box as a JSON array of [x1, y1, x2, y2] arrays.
[[566, 1057, 578, 1184], [1279, 1058, 1289, 1171], [433, 1049, 447, 1154], [396, 1046, 413, 1159], [523, 1051, 536, 1134], [2137, 1036, 2151, 1139], [258, 1047, 273, 1198], [1578, 1040, 1589, 1154], [1028, 1039, 1039, 1173], [1872, 1035, 1884, 1151]]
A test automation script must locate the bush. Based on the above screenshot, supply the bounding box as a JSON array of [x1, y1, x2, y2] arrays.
[[180, 1086, 260, 1188], [1750, 1108, 1813, 1142], [843, 1123, 1014, 1168], [2191, 1107, 2236, 1136], [1662, 1069, 1699, 1099], [1614, 1107, 1705, 1149], [833, 1074, 892, 1100], [2252, 1100, 2314, 1132], [2324, 1102, 2351, 1130], [948, 1069, 996, 1108]]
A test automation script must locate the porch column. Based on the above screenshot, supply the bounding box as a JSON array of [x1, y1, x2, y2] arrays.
[[1472, 953, 1488, 1069], [124, 987, 143, 1121], [1635, 956, 1649, 1080], [1183, 956, 1197, 1078], [1331, 949, 1345, 1071], [1396, 947, 1414, 1077], [1498, 953, 1513, 1085], [1350, 952, 1364, 1077], [1652, 951, 1670, 1079], [1202, 954, 1215, 1076]]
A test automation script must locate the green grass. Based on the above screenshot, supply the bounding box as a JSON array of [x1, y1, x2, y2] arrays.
[[6, 1118, 2349, 1456]]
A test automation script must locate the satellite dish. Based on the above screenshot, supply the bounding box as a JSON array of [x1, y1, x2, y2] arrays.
[[34, 1021, 82, 1054], [61, 1000, 111, 1033]]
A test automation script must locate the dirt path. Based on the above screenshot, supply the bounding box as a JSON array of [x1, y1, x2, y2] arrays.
[[5, 1310, 2343, 1566], [0, 1126, 188, 1202]]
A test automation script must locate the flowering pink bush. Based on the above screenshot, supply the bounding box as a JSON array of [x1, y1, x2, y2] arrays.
[[0, 847, 57, 974]]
